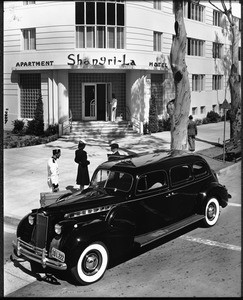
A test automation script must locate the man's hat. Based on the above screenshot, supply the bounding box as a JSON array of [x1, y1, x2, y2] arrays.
[[110, 143, 119, 150], [53, 149, 61, 155]]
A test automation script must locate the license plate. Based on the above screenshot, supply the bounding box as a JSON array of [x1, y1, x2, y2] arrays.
[[51, 247, 65, 262]]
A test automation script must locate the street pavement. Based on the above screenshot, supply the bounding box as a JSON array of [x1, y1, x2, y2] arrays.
[[3, 121, 240, 224]]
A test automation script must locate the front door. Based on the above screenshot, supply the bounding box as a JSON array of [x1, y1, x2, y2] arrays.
[[82, 83, 110, 121], [82, 84, 96, 120]]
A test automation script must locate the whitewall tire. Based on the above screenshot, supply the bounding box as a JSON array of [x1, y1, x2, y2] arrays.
[[203, 197, 220, 227], [72, 242, 109, 285]]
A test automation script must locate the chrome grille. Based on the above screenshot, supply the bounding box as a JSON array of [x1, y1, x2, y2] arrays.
[[36, 213, 48, 248]]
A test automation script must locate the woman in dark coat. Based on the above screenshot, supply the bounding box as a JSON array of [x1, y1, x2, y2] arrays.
[[74, 140, 90, 191]]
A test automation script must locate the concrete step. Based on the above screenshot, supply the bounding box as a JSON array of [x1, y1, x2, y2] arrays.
[[63, 121, 139, 139], [71, 121, 133, 130]]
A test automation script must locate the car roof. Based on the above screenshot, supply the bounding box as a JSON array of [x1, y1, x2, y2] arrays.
[[98, 151, 207, 174]]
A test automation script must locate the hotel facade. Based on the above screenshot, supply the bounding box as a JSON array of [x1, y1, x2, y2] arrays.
[[4, 1, 241, 133]]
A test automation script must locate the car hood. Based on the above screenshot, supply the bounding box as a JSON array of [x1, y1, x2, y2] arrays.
[[37, 187, 125, 215]]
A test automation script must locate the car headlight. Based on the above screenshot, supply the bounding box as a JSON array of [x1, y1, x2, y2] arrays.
[[28, 215, 35, 225], [55, 224, 62, 235]]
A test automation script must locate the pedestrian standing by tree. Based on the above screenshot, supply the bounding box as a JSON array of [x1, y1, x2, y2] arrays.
[[74, 140, 90, 191], [187, 115, 197, 152], [47, 149, 61, 192], [110, 93, 117, 122]]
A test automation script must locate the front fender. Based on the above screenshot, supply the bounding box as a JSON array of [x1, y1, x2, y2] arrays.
[[60, 219, 109, 253], [105, 205, 136, 233], [16, 213, 34, 242]]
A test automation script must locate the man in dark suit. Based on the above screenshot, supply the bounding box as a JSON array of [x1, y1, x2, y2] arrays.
[[187, 115, 198, 152], [108, 143, 121, 161]]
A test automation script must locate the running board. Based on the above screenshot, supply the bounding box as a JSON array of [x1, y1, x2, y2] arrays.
[[134, 214, 205, 247]]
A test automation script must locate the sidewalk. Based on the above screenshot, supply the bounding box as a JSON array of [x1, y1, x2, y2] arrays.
[[4, 121, 239, 223]]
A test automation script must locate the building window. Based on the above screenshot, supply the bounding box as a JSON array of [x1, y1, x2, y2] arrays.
[[187, 38, 204, 56], [192, 107, 198, 115], [213, 10, 222, 26], [153, 1, 161, 10], [192, 74, 204, 91], [171, 165, 192, 186], [23, 1, 35, 4], [22, 28, 36, 50], [20, 74, 41, 119], [213, 42, 223, 58], [239, 47, 242, 61], [75, 1, 124, 49], [183, 2, 204, 22], [153, 31, 162, 51], [212, 104, 217, 112], [200, 106, 206, 114], [212, 75, 223, 90]]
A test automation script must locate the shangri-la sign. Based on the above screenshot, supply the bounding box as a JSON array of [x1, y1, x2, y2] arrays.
[[15, 54, 168, 69]]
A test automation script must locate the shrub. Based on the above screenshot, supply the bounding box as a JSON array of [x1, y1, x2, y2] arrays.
[[143, 122, 150, 135], [12, 119, 25, 134], [158, 118, 171, 131], [26, 93, 44, 135], [206, 111, 221, 123], [162, 118, 171, 131], [44, 124, 59, 136], [202, 118, 209, 124], [195, 118, 203, 126], [4, 108, 9, 124], [148, 95, 158, 133]]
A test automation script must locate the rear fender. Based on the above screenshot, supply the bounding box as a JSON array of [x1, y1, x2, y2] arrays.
[[198, 182, 229, 210]]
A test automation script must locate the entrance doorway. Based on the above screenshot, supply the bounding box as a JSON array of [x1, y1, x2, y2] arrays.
[[82, 83, 111, 121]]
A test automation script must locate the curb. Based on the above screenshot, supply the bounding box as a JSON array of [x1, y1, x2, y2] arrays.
[[217, 160, 241, 177], [4, 215, 22, 227]]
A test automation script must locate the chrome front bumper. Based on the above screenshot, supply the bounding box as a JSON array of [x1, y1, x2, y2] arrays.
[[12, 237, 67, 271]]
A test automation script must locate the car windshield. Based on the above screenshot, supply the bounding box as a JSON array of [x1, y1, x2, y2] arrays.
[[91, 169, 133, 192]]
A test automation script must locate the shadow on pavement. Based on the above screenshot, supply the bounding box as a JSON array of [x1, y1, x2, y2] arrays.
[[195, 137, 222, 147]]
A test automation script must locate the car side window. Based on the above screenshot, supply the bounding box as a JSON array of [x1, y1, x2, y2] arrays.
[[170, 165, 192, 186], [136, 170, 168, 193], [192, 161, 209, 178]]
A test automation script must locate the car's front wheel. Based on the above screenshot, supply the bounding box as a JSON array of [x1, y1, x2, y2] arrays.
[[203, 197, 220, 227], [71, 242, 109, 285]]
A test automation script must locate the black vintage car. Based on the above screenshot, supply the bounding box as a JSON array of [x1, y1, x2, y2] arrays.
[[12, 152, 230, 285]]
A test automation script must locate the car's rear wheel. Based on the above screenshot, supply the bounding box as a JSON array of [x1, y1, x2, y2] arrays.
[[71, 242, 109, 285], [203, 197, 220, 227]]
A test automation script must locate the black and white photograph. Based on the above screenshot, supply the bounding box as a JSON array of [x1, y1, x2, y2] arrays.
[[3, 0, 241, 297]]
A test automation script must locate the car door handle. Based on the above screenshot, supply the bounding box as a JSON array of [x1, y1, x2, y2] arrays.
[[165, 192, 175, 198]]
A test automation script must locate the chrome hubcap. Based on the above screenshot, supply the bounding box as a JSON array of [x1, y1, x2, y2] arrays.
[[207, 204, 216, 220], [85, 254, 99, 271]]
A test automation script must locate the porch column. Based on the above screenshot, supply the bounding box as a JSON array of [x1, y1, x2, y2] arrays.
[[52, 70, 59, 124], [58, 70, 69, 134]]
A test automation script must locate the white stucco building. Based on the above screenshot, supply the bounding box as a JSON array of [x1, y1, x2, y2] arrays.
[[4, 1, 241, 133]]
